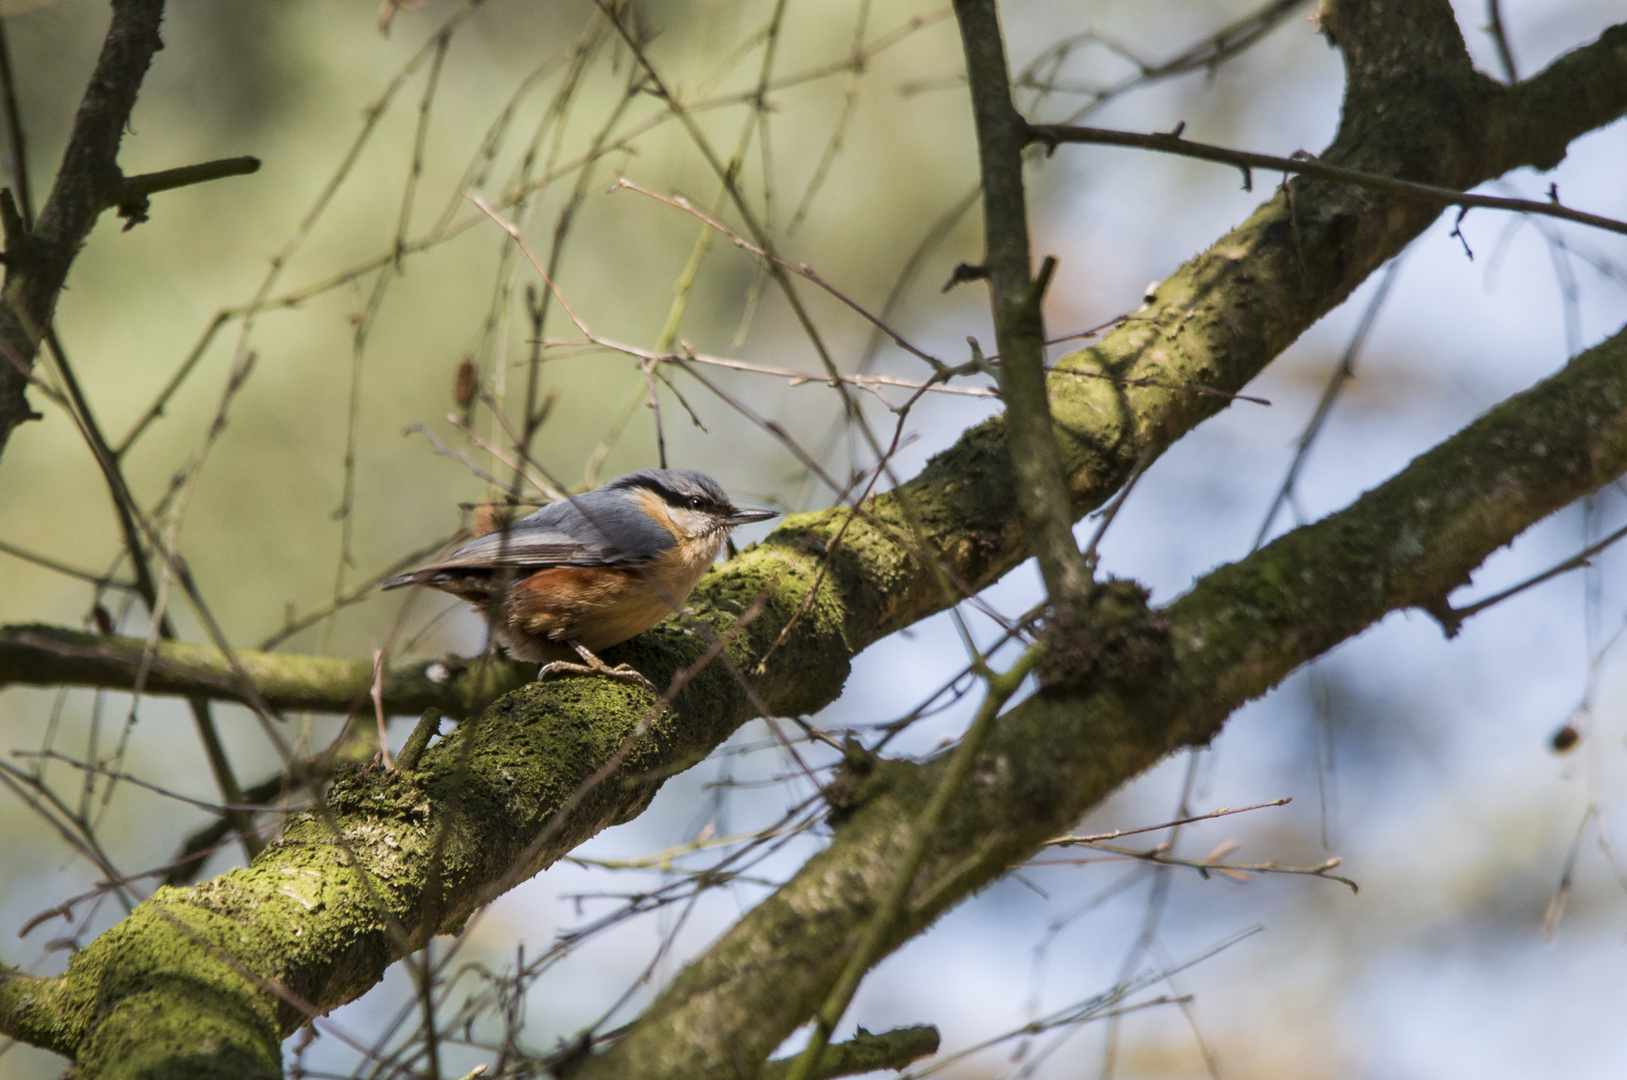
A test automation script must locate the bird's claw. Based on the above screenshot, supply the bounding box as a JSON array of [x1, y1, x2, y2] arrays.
[[603, 663, 659, 693], [537, 655, 658, 693]]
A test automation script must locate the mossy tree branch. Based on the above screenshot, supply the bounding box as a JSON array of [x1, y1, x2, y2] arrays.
[[2, 2, 1626, 1075], [3, 6, 1621, 721], [579, 316, 1627, 1079], [0, 623, 534, 718]]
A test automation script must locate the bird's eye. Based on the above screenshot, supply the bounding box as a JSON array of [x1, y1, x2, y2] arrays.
[[688, 496, 703, 509]]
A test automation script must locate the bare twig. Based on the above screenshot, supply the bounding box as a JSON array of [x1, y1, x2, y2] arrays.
[[12, 750, 310, 816], [1431, 518, 1627, 637], [113, 155, 260, 227], [1047, 796, 1291, 846], [0, 537, 135, 591], [614, 178, 947, 371], [1030, 123, 1627, 239], [1056, 840, 1358, 892], [1253, 258, 1403, 550], [904, 928, 1264, 1078], [259, 534, 460, 651], [540, 336, 993, 399]]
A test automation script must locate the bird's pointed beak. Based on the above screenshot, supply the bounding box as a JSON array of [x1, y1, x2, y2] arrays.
[[724, 507, 779, 526]]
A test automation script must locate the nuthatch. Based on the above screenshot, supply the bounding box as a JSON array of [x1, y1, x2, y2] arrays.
[[382, 469, 777, 688]]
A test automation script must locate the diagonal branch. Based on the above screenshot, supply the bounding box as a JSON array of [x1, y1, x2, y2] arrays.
[[580, 315, 1627, 1079]]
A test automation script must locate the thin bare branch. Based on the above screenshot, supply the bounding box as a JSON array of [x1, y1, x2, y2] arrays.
[[1047, 797, 1291, 846], [1031, 123, 1627, 239]]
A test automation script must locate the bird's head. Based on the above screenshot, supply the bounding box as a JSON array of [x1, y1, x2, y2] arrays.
[[610, 468, 778, 542]]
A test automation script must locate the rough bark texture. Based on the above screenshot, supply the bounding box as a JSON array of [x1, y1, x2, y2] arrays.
[[582, 317, 1627, 1079], [1, 1, 1626, 1077]]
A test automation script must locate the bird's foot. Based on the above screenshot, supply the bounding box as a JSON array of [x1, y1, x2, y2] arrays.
[[537, 642, 658, 693], [537, 659, 658, 692]]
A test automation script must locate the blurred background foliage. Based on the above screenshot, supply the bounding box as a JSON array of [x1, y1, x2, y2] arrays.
[[1, 0, 1626, 1076]]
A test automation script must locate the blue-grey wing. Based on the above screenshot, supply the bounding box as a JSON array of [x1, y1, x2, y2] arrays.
[[421, 489, 674, 572]]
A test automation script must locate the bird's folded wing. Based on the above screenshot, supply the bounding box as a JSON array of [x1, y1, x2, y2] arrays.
[[422, 526, 651, 572]]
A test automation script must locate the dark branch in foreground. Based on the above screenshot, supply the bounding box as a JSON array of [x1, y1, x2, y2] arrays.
[[0, 0, 167, 453], [955, 0, 1090, 606]]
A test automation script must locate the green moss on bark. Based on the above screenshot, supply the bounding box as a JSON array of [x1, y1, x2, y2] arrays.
[[585, 320, 1627, 1080]]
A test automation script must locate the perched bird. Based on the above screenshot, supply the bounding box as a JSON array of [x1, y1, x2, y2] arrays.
[[382, 469, 777, 688]]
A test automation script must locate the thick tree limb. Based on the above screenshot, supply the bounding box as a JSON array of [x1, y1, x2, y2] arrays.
[[579, 316, 1627, 1077], [2, 11, 1620, 719], [0, 623, 533, 718], [4, 3, 1627, 1076]]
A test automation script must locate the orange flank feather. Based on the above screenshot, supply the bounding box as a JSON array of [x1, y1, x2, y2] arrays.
[[498, 531, 722, 659], [505, 566, 674, 653]]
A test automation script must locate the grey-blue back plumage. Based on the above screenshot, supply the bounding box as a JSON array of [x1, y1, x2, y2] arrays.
[[379, 468, 743, 591], [433, 485, 677, 571]]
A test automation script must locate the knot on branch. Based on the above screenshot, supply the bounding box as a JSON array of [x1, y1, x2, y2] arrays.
[[543, 1029, 595, 1077], [822, 736, 894, 825], [113, 190, 151, 230], [1038, 578, 1169, 694]]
